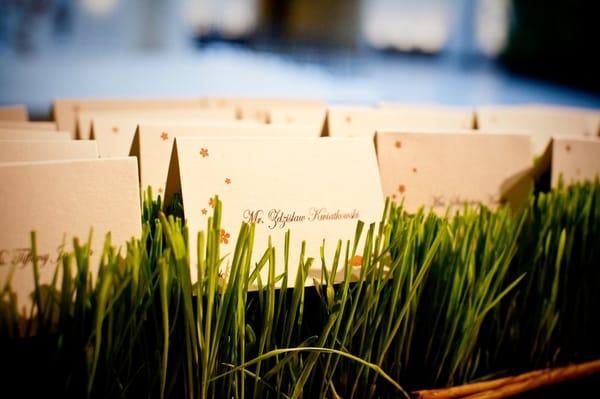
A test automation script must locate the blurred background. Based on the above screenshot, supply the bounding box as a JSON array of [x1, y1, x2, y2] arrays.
[[0, 0, 598, 118]]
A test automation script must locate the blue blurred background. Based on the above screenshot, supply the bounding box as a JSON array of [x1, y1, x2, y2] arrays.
[[1, 0, 598, 118]]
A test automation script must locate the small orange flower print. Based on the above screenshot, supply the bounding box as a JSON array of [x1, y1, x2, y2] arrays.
[[209, 197, 215, 208], [565, 144, 571, 152], [395, 140, 402, 149], [220, 229, 230, 244], [200, 148, 209, 158], [201, 208, 207, 215], [352, 255, 363, 267], [345, 115, 352, 123], [412, 167, 417, 173], [158, 187, 164, 194], [225, 178, 231, 185], [398, 184, 406, 194], [112, 126, 119, 133], [160, 131, 169, 141]]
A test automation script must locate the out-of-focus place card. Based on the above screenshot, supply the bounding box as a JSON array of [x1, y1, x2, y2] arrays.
[[52, 98, 209, 138], [327, 106, 475, 138], [0, 157, 141, 313], [132, 122, 321, 194], [164, 137, 384, 285], [375, 131, 532, 213], [547, 136, 600, 187], [476, 105, 598, 156], [0, 105, 28, 121], [81, 107, 238, 141], [0, 140, 98, 162], [0, 121, 57, 131], [0, 129, 70, 141], [237, 104, 327, 135]]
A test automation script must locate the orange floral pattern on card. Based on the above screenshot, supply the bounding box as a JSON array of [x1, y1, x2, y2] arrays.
[[395, 140, 402, 149], [160, 132, 169, 141], [209, 197, 215, 208], [200, 148, 209, 158], [220, 229, 230, 244], [352, 255, 362, 267], [201, 208, 207, 215], [225, 178, 231, 184]]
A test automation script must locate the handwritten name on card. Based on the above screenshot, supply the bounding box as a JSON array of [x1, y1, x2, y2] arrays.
[[327, 106, 475, 138], [132, 122, 322, 195], [164, 137, 384, 286], [375, 131, 532, 213], [0, 157, 142, 313], [0, 140, 98, 162]]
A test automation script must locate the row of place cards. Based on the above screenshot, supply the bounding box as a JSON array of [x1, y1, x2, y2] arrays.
[[1, 100, 599, 312]]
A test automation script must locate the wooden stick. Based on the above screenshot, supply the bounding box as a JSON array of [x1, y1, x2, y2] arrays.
[[413, 359, 600, 399], [462, 359, 600, 399]]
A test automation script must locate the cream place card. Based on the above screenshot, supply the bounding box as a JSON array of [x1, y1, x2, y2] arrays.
[[0, 157, 141, 314], [164, 137, 384, 285], [545, 136, 600, 187], [52, 98, 209, 138], [0, 140, 98, 162], [0, 105, 28, 121], [0, 129, 70, 141], [327, 106, 475, 138], [476, 105, 598, 155], [378, 103, 475, 128], [237, 104, 327, 134], [0, 121, 57, 131], [132, 122, 322, 195], [80, 107, 238, 141], [375, 131, 532, 213]]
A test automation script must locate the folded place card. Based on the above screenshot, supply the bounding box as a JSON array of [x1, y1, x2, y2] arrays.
[[164, 137, 384, 286], [0, 121, 57, 131], [52, 98, 209, 138], [375, 131, 532, 213], [327, 106, 475, 138], [476, 105, 598, 155], [132, 122, 322, 195], [0, 129, 71, 141], [0, 157, 142, 313], [0, 140, 98, 162], [238, 104, 327, 135], [0, 105, 28, 121], [81, 107, 238, 141], [204, 97, 324, 110], [542, 136, 600, 188]]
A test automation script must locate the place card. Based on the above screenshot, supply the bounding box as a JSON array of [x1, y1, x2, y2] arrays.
[[0, 121, 57, 131], [52, 98, 209, 138], [375, 131, 533, 213], [476, 105, 598, 155], [0, 129, 70, 141], [327, 106, 475, 138], [164, 137, 384, 285], [0, 105, 28, 121], [538, 136, 600, 188], [80, 107, 238, 141], [132, 122, 322, 194], [237, 104, 327, 135], [0, 140, 98, 162], [0, 157, 141, 314]]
